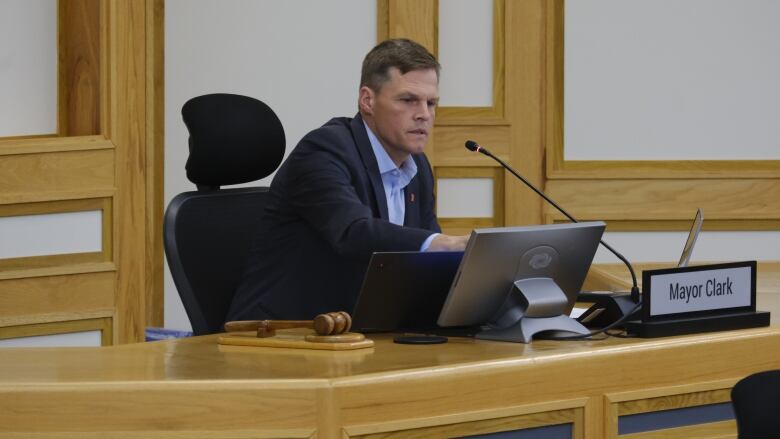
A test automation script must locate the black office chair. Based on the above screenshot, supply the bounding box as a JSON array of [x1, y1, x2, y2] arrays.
[[164, 93, 285, 335], [731, 369, 780, 438]]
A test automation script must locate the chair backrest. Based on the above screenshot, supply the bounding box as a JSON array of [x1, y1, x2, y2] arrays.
[[731, 369, 780, 438], [165, 93, 285, 335], [164, 188, 269, 335]]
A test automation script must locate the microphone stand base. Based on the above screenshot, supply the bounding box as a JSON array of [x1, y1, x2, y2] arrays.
[[577, 293, 641, 328]]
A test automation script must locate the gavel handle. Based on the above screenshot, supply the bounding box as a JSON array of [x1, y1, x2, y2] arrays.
[[224, 320, 313, 333]]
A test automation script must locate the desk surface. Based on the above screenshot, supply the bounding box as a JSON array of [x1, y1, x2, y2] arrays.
[[0, 327, 771, 385], [2, 263, 779, 438]]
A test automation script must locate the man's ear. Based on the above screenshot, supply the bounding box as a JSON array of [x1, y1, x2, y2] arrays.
[[358, 86, 375, 115]]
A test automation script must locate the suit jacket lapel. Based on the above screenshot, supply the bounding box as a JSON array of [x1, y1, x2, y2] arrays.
[[351, 114, 389, 221]]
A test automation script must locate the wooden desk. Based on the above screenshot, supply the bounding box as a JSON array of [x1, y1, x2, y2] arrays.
[[2, 324, 780, 438]]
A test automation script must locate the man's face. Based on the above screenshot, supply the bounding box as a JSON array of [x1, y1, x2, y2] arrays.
[[359, 67, 439, 165]]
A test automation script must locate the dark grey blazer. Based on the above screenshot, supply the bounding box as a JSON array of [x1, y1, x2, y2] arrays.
[[227, 114, 441, 321]]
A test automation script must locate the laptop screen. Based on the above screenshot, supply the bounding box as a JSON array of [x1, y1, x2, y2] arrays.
[[350, 251, 463, 333], [678, 208, 704, 268]]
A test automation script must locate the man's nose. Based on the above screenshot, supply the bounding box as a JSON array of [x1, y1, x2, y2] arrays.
[[416, 102, 432, 120]]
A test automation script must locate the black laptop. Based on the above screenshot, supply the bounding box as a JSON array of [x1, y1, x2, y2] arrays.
[[351, 251, 470, 334]]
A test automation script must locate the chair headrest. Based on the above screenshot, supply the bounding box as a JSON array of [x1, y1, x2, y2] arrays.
[[182, 93, 285, 188]]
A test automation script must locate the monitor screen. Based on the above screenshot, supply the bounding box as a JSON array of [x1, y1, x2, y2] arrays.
[[437, 221, 606, 329]]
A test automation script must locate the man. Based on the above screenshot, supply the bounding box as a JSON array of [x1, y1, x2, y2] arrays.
[[227, 39, 468, 321]]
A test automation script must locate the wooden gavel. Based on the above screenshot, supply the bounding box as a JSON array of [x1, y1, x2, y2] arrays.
[[224, 311, 353, 338]]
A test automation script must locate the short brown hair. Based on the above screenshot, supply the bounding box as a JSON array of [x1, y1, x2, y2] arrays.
[[360, 38, 440, 92]]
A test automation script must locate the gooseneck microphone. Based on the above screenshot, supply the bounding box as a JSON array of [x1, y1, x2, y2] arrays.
[[464, 140, 641, 304]]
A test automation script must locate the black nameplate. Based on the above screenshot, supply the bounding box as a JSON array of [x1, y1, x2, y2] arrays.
[[625, 261, 770, 337]]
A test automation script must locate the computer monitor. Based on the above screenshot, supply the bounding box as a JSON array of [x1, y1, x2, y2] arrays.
[[437, 221, 606, 343]]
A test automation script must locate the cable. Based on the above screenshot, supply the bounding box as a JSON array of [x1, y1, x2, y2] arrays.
[[537, 299, 643, 341]]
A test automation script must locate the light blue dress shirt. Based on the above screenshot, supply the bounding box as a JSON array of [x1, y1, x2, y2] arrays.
[[364, 122, 438, 251]]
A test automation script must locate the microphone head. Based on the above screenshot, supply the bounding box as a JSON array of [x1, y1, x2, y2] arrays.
[[465, 140, 480, 152]]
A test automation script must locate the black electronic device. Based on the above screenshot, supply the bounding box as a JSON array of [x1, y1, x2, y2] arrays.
[[437, 222, 606, 343], [350, 251, 468, 334]]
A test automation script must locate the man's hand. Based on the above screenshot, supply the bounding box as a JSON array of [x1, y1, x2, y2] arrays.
[[426, 234, 469, 252]]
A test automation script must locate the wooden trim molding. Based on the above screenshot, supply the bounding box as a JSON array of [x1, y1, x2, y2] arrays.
[[550, 160, 780, 180], [551, 218, 780, 232], [0, 262, 116, 282], [544, 178, 780, 229], [0, 317, 113, 346], [0, 135, 113, 156]]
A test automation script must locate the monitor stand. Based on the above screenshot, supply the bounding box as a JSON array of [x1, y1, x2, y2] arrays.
[[476, 277, 590, 343]]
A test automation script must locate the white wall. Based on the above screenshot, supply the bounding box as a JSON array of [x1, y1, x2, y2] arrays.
[[164, 0, 376, 330], [0, 0, 57, 136], [565, 0, 780, 160], [566, 0, 780, 265], [438, 0, 493, 107]]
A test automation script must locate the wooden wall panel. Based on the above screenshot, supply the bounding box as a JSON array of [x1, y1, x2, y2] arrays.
[[0, 0, 163, 344], [0, 149, 114, 200], [543, 0, 780, 232], [500, 1, 547, 227], [58, 0, 101, 136], [0, 272, 115, 324], [145, 0, 165, 328], [545, 179, 780, 229], [109, 0, 151, 343], [433, 125, 510, 166], [387, 0, 437, 53]]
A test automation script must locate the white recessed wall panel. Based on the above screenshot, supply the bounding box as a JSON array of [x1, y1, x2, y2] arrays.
[[0, 331, 102, 347], [438, 0, 493, 107], [437, 178, 493, 218], [593, 231, 780, 264], [0, 0, 57, 137], [165, 0, 376, 331], [565, 0, 780, 160], [0, 211, 102, 259]]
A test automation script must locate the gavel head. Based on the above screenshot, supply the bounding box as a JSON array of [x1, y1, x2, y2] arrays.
[[313, 311, 352, 335]]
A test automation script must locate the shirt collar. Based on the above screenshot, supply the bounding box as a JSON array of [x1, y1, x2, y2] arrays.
[[363, 121, 417, 178]]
